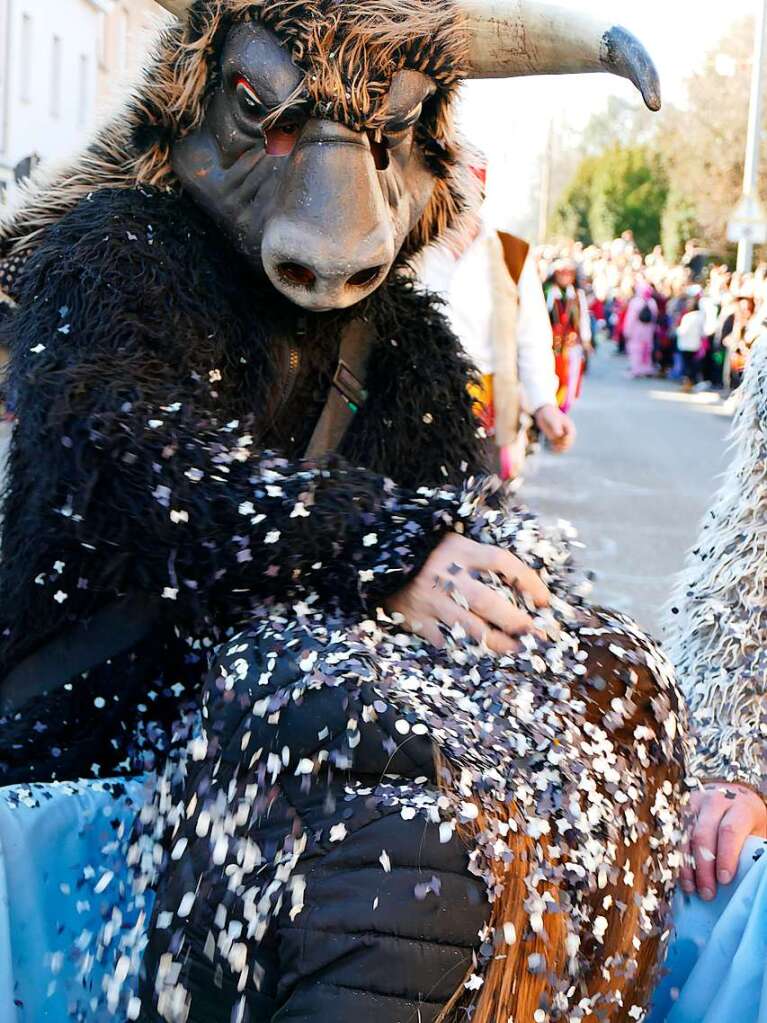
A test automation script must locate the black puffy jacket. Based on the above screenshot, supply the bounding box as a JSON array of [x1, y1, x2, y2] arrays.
[[141, 627, 490, 1023]]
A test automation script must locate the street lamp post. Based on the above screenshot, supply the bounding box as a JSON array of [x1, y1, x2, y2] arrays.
[[537, 119, 554, 246], [737, 0, 767, 273]]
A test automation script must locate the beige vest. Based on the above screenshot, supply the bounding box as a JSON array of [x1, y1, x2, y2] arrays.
[[487, 231, 529, 447]]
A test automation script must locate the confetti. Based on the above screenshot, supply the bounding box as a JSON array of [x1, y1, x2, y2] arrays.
[[40, 470, 685, 1021]]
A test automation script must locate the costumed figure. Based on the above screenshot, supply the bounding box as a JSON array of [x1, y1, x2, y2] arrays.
[[418, 161, 575, 481], [656, 338, 767, 1023], [0, 2, 686, 1021], [544, 259, 592, 413]]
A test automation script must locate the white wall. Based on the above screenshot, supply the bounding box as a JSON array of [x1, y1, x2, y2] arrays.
[[0, 0, 12, 197], [0, 0, 114, 201], [96, 0, 168, 119]]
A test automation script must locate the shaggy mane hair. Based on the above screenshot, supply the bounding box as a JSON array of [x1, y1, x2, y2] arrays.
[[666, 337, 767, 788], [0, 0, 470, 282]]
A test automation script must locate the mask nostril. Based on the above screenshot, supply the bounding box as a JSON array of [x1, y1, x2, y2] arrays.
[[277, 262, 316, 288], [347, 265, 383, 288]]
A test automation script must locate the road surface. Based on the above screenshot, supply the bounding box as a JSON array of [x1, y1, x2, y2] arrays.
[[523, 346, 732, 641]]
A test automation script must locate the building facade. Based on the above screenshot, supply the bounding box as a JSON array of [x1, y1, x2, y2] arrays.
[[96, 0, 166, 117], [0, 0, 165, 204]]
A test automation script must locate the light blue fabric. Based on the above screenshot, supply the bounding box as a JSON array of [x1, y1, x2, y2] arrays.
[[649, 836, 767, 1023], [0, 778, 147, 1021], [0, 779, 766, 1022]]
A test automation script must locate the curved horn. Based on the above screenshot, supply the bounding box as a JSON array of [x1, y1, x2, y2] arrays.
[[458, 0, 661, 111], [153, 0, 192, 16]]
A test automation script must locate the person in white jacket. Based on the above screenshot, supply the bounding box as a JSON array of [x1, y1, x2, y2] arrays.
[[676, 292, 707, 388], [418, 216, 576, 477]]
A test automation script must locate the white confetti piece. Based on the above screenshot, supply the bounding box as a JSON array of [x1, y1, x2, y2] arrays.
[[329, 823, 347, 843], [177, 893, 196, 919], [94, 871, 113, 894]]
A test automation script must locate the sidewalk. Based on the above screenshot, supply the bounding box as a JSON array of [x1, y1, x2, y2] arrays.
[[522, 347, 731, 640]]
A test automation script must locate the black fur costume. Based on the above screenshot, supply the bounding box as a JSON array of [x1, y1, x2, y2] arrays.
[[0, 185, 483, 781]]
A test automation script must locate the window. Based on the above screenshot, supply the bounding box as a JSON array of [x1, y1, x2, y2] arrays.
[[78, 54, 89, 127], [50, 35, 62, 118], [20, 14, 32, 103], [114, 8, 129, 71], [97, 11, 108, 70]]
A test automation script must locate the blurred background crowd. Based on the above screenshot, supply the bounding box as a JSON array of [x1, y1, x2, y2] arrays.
[[538, 234, 767, 397]]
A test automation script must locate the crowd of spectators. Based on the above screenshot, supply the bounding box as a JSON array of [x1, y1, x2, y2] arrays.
[[537, 231, 767, 394]]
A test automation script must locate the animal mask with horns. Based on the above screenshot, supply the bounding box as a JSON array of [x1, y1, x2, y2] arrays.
[[4, 0, 660, 313]]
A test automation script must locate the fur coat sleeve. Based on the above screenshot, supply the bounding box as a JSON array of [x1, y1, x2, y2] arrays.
[[0, 189, 467, 661]]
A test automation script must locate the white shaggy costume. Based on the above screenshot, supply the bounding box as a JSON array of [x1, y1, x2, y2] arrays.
[[667, 338, 767, 788]]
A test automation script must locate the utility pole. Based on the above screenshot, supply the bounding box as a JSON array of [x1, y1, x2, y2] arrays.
[[537, 119, 554, 245], [737, 0, 767, 272]]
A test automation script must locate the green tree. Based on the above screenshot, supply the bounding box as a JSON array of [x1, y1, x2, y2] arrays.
[[548, 17, 763, 261], [658, 17, 758, 256], [552, 145, 669, 253], [551, 156, 599, 244], [661, 189, 702, 262], [579, 95, 658, 157]]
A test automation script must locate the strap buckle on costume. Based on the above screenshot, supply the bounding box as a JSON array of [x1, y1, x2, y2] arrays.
[[332, 360, 368, 413]]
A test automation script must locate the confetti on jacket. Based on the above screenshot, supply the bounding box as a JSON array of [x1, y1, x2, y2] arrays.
[[84, 480, 689, 1023]]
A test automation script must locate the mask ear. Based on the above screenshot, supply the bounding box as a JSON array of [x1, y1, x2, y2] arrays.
[[153, 0, 192, 16], [386, 70, 436, 122]]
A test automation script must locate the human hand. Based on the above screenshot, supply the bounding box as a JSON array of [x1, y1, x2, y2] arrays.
[[534, 404, 577, 453], [681, 781, 767, 900], [384, 533, 550, 654]]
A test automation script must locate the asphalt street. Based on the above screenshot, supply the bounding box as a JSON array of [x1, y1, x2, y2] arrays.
[[522, 345, 732, 642], [0, 347, 730, 643]]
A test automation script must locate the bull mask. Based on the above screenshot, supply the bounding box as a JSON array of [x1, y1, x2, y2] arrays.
[[154, 0, 660, 110], [154, 0, 661, 311]]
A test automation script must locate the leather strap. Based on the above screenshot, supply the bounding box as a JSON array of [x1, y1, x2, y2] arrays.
[[0, 594, 162, 715], [304, 318, 373, 459], [1, 321, 376, 711]]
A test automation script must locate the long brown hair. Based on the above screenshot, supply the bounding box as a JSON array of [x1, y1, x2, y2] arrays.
[[437, 638, 684, 1023]]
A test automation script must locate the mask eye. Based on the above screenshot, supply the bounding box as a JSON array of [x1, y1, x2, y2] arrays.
[[264, 118, 303, 157], [235, 76, 263, 117]]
